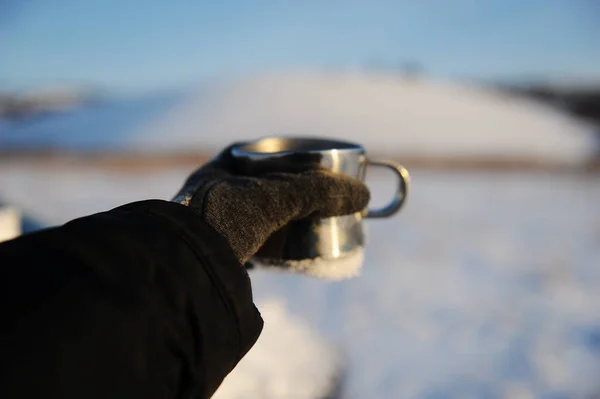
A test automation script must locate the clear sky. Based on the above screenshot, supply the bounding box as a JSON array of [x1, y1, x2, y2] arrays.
[[1, 0, 599, 92]]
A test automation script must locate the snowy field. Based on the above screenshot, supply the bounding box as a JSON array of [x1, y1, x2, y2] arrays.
[[1, 164, 599, 399]]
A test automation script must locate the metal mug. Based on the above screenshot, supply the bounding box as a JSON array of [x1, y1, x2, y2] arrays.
[[231, 137, 410, 262]]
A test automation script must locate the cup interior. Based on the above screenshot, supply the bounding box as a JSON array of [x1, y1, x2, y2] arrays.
[[236, 137, 362, 155]]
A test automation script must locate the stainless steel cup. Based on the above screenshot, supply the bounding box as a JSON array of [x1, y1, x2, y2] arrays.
[[231, 137, 410, 262]]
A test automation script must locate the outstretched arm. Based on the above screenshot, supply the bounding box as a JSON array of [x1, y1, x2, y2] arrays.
[[0, 200, 262, 399], [0, 143, 370, 399]]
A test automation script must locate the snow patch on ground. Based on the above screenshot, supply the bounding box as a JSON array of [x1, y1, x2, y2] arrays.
[[251, 246, 364, 281], [213, 299, 341, 399]]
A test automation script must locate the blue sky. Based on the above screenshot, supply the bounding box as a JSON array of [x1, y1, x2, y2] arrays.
[[1, 0, 599, 92]]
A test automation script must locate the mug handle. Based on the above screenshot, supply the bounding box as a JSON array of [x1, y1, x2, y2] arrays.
[[364, 160, 410, 219]]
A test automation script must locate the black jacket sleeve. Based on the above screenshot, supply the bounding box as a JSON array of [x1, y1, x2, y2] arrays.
[[0, 200, 263, 399]]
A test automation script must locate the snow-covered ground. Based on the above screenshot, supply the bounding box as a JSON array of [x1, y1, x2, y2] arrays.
[[213, 299, 343, 399], [1, 73, 598, 165], [1, 163, 598, 398]]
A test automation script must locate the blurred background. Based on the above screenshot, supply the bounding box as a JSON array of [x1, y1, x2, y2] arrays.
[[1, 1, 600, 398]]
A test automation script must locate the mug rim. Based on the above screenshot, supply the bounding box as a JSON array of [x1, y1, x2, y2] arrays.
[[232, 136, 364, 157]]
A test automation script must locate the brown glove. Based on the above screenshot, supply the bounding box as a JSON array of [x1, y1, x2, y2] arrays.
[[173, 143, 370, 264]]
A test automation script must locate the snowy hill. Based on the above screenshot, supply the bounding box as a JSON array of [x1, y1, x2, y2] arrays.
[[2, 73, 598, 165], [0, 86, 93, 119], [135, 73, 598, 165]]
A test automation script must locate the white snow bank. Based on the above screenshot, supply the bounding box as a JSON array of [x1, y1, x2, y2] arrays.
[[213, 299, 341, 399], [135, 72, 598, 164]]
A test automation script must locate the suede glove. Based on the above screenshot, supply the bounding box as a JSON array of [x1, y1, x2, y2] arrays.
[[173, 143, 371, 264]]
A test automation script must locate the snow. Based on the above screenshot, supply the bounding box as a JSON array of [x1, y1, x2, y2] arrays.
[[213, 299, 342, 399], [251, 246, 365, 281], [1, 163, 599, 398], [135, 73, 598, 164], [0, 91, 185, 149], [2, 73, 598, 165]]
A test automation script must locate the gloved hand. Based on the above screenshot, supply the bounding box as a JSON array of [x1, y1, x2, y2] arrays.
[[173, 143, 370, 264]]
